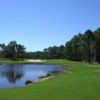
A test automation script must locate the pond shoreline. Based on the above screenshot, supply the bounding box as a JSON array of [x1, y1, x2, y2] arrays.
[[24, 68, 65, 87], [0, 63, 64, 88]]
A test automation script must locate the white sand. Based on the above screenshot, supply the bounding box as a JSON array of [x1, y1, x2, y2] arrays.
[[25, 59, 46, 63]]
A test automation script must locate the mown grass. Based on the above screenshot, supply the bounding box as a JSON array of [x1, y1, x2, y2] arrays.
[[0, 60, 42, 64], [0, 59, 100, 100]]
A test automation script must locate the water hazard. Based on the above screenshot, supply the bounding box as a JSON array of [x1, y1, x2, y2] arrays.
[[0, 64, 63, 88]]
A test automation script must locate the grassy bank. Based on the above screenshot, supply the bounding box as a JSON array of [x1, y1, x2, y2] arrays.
[[0, 59, 100, 100], [0, 60, 42, 64]]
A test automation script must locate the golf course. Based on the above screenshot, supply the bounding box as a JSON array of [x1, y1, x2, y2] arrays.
[[0, 59, 100, 100], [0, 0, 100, 99]]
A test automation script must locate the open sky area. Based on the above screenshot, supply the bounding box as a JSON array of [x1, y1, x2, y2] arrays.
[[0, 0, 100, 51]]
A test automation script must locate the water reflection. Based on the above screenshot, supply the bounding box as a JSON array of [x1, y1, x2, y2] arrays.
[[0, 65, 24, 84], [0, 64, 63, 88]]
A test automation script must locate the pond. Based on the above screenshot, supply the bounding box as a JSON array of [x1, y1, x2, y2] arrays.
[[0, 64, 63, 88]]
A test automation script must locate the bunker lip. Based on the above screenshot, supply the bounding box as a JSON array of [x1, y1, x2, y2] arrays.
[[25, 59, 46, 63]]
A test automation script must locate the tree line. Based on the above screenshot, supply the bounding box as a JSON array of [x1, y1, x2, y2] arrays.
[[30, 27, 100, 64], [0, 27, 100, 63], [64, 28, 100, 63]]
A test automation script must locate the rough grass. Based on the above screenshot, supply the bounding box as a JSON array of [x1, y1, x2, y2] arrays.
[[0, 59, 100, 100]]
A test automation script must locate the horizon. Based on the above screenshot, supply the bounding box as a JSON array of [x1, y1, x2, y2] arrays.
[[0, 0, 100, 51]]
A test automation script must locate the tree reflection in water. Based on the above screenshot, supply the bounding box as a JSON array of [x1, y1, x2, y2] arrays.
[[1, 65, 24, 84], [0, 64, 63, 88]]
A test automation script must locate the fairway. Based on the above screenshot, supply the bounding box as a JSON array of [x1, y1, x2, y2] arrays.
[[0, 0, 100, 99], [0, 60, 100, 100]]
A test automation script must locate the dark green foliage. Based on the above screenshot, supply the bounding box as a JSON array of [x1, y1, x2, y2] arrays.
[[94, 28, 100, 63], [25, 51, 44, 59], [83, 30, 95, 62], [0, 41, 26, 60], [65, 28, 100, 63], [0, 28, 100, 63], [43, 45, 65, 59], [40, 28, 99, 63], [0, 43, 6, 58]]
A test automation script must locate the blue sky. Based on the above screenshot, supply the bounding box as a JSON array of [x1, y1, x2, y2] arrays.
[[0, 0, 100, 51]]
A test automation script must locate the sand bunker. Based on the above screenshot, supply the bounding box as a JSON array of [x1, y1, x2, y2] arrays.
[[25, 59, 46, 63]]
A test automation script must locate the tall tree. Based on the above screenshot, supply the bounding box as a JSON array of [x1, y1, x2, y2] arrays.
[[4, 41, 26, 60], [0, 43, 6, 58], [94, 28, 100, 64], [83, 30, 95, 63], [65, 41, 73, 60]]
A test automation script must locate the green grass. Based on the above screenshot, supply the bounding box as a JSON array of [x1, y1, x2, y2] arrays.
[[0, 60, 42, 64], [0, 59, 100, 100]]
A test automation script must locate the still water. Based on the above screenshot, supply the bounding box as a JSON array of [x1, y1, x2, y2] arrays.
[[0, 64, 63, 88]]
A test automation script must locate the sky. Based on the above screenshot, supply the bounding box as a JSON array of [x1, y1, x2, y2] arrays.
[[0, 0, 100, 51]]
